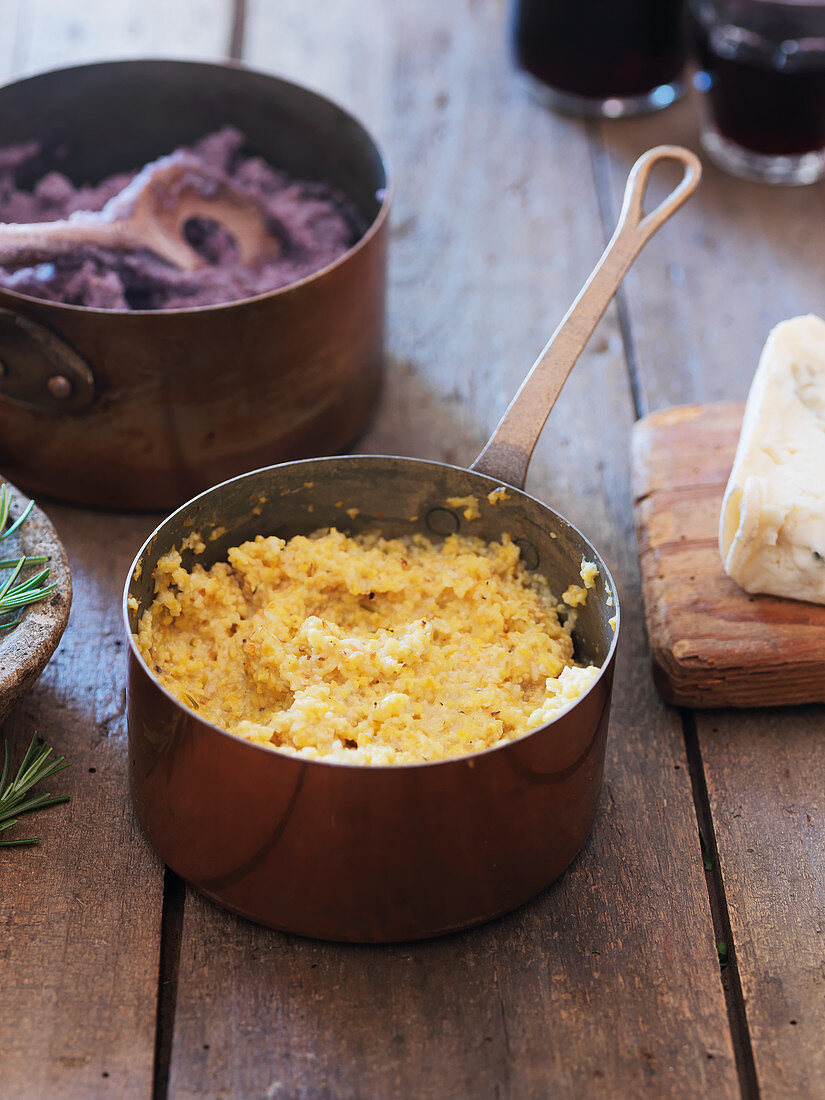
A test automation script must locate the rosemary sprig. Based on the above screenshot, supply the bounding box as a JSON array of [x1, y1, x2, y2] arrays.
[[0, 561, 58, 632], [0, 734, 72, 847], [0, 484, 34, 542], [0, 485, 56, 632]]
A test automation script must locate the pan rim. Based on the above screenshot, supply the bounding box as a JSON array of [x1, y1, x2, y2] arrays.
[[0, 57, 392, 318], [123, 454, 621, 773]]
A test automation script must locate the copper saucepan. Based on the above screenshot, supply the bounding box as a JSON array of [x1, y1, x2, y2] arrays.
[[124, 146, 701, 942], [0, 59, 389, 509]]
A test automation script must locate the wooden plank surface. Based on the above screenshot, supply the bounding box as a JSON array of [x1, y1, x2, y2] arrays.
[[632, 401, 825, 708], [0, 509, 162, 1099], [11, 0, 232, 75], [597, 97, 825, 1097], [4, 2, 822, 1098], [0, 3, 234, 1098], [703, 709, 825, 1099], [594, 94, 825, 415], [165, 4, 739, 1097], [0, 2, 19, 76]]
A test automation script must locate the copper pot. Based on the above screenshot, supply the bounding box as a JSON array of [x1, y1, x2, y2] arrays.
[[0, 60, 389, 509], [127, 457, 617, 942], [124, 146, 700, 941]]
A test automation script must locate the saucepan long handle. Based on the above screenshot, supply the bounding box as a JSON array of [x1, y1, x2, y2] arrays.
[[471, 144, 702, 490]]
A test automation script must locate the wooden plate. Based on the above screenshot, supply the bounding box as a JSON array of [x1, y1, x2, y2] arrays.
[[632, 402, 825, 708], [0, 476, 72, 725]]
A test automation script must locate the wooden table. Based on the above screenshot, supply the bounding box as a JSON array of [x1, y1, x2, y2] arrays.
[[1, 2, 823, 1097]]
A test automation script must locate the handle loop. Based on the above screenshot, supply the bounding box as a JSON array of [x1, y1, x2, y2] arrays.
[[471, 145, 702, 489], [618, 144, 703, 243]]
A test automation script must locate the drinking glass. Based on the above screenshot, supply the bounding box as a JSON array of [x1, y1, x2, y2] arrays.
[[689, 0, 825, 184], [511, 0, 688, 118]]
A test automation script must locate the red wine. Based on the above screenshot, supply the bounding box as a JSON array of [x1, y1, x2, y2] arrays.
[[690, 1, 825, 156], [512, 0, 687, 101]]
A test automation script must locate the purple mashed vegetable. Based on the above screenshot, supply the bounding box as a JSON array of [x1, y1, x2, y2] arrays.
[[0, 128, 361, 310]]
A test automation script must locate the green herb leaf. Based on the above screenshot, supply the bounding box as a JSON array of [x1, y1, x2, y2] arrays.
[[0, 487, 55, 634], [0, 488, 34, 541], [0, 734, 72, 848], [0, 485, 10, 535], [0, 557, 56, 624], [0, 556, 47, 569]]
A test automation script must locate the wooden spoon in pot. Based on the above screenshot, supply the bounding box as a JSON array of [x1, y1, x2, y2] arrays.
[[0, 153, 275, 273]]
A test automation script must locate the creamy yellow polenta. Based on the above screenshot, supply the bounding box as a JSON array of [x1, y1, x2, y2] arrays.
[[136, 528, 600, 765]]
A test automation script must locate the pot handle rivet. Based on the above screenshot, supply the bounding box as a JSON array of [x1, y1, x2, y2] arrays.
[[47, 374, 73, 399], [0, 307, 95, 412]]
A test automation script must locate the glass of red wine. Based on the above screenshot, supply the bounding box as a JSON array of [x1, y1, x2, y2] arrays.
[[689, 0, 825, 184], [511, 0, 687, 118]]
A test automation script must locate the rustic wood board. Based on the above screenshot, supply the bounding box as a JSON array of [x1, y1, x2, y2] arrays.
[[632, 400, 825, 708]]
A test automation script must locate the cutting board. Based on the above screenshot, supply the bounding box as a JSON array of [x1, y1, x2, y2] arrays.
[[632, 401, 825, 709]]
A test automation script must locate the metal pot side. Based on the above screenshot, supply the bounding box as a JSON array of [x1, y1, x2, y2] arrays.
[[0, 60, 390, 509], [125, 457, 619, 942]]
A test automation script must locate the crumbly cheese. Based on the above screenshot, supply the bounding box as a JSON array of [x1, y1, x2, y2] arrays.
[[720, 315, 825, 605], [563, 560, 600, 607], [580, 559, 599, 588], [562, 584, 588, 607], [446, 495, 481, 521], [136, 528, 600, 765]]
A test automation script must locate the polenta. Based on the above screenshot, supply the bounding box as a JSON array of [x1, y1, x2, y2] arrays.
[[136, 528, 600, 765]]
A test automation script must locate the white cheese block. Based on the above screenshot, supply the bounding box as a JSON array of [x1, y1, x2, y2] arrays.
[[720, 314, 825, 605]]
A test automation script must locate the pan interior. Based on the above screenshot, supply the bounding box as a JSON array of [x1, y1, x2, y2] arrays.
[[127, 456, 617, 670]]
